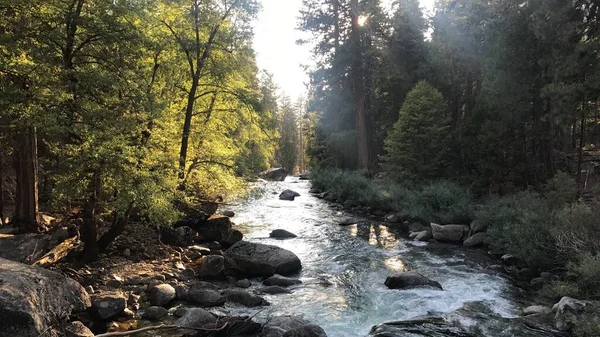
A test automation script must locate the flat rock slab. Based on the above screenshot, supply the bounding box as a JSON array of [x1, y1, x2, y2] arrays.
[[0, 257, 91, 337], [224, 241, 302, 276]]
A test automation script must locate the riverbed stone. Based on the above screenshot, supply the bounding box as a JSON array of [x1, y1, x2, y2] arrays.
[[264, 274, 302, 287], [463, 232, 488, 247], [385, 271, 443, 290], [259, 286, 292, 294], [0, 257, 91, 337], [414, 230, 432, 241], [92, 291, 127, 319], [523, 305, 552, 316], [174, 308, 217, 328], [260, 168, 288, 181], [552, 296, 591, 331], [223, 229, 244, 246], [143, 306, 169, 320], [149, 284, 176, 307], [64, 321, 94, 337], [270, 229, 298, 238], [339, 217, 360, 226], [260, 316, 327, 337], [195, 255, 225, 278], [224, 241, 302, 276], [280, 189, 301, 201], [187, 288, 226, 307], [222, 210, 235, 217], [236, 279, 251, 288], [198, 215, 232, 242], [431, 223, 470, 243], [221, 289, 269, 307]]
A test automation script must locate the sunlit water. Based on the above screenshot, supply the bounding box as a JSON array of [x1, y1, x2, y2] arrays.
[[225, 177, 520, 337]]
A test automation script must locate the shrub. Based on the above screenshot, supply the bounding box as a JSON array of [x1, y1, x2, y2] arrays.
[[574, 317, 600, 337], [552, 202, 600, 258], [312, 169, 381, 208], [409, 181, 474, 224], [542, 281, 582, 300], [480, 191, 557, 269], [545, 171, 577, 209], [567, 254, 600, 299]]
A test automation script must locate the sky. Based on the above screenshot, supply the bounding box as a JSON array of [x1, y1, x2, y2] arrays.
[[252, 0, 436, 101]]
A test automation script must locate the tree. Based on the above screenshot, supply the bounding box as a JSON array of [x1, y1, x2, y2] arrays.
[[381, 81, 451, 182]]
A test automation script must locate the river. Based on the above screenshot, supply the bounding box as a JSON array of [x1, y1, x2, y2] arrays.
[[225, 177, 522, 337]]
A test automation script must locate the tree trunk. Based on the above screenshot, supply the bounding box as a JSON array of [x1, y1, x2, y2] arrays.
[[13, 126, 40, 232], [178, 77, 199, 188], [576, 105, 586, 198], [97, 203, 134, 253], [81, 172, 100, 261], [0, 156, 4, 226]]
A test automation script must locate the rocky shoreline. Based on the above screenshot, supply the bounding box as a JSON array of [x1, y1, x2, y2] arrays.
[[1, 177, 598, 337]]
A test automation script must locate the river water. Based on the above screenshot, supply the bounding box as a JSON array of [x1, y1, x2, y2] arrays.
[[225, 177, 522, 337]]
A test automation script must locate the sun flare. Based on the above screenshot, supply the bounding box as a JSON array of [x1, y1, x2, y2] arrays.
[[357, 15, 368, 26]]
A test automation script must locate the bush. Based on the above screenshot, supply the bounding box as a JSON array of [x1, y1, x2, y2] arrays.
[[574, 317, 600, 337], [545, 171, 577, 209], [408, 181, 474, 224], [552, 202, 600, 258], [567, 254, 600, 299], [312, 169, 381, 208], [480, 191, 557, 269]]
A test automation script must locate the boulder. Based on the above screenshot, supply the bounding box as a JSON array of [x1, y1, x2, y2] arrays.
[[187, 288, 226, 307], [414, 231, 432, 241], [221, 210, 235, 217], [198, 215, 232, 242], [280, 190, 301, 201], [224, 241, 302, 276], [384, 214, 400, 223], [92, 291, 127, 319], [195, 255, 225, 279], [264, 274, 302, 287], [142, 306, 169, 320], [523, 305, 552, 316], [552, 297, 591, 331], [236, 279, 251, 288], [501, 254, 519, 265], [174, 308, 217, 328], [64, 321, 94, 337], [221, 289, 269, 307], [299, 171, 311, 180], [259, 286, 292, 295], [260, 316, 327, 337], [384, 271, 443, 290], [222, 229, 243, 247], [175, 284, 189, 301], [149, 284, 176, 307], [159, 226, 196, 247], [309, 187, 323, 194], [260, 168, 288, 181], [0, 256, 91, 335], [270, 229, 298, 239], [463, 232, 488, 248], [431, 223, 470, 243]]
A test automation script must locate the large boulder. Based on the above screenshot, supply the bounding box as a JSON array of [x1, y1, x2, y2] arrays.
[[224, 241, 302, 276], [260, 168, 288, 181], [0, 258, 91, 337], [92, 291, 127, 319], [280, 190, 301, 201], [197, 215, 233, 242], [195, 255, 225, 278], [384, 271, 443, 291], [260, 316, 327, 337], [222, 229, 244, 247], [552, 297, 594, 331], [187, 285, 226, 307], [431, 223, 470, 243]]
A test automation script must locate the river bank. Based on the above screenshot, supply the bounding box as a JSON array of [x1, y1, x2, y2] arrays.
[[0, 175, 597, 337]]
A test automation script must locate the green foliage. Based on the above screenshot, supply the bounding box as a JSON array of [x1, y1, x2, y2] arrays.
[[480, 192, 557, 269], [410, 182, 473, 224], [545, 171, 577, 209], [574, 317, 600, 337], [311, 169, 379, 205], [381, 81, 451, 183], [567, 254, 600, 298]]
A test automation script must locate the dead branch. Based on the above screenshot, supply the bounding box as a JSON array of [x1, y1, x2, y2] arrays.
[[94, 322, 229, 337], [33, 236, 80, 267]]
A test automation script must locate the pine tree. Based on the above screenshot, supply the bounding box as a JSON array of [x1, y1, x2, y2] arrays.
[[381, 81, 451, 182]]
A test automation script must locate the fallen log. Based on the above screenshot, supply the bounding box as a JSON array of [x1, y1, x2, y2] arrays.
[[33, 236, 79, 267]]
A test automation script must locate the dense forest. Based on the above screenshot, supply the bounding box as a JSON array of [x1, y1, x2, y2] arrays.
[[301, 0, 600, 194], [0, 0, 311, 260]]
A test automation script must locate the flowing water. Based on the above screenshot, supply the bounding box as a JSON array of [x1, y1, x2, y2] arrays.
[[225, 177, 522, 337]]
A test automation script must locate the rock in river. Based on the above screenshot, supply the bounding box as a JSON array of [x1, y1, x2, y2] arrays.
[[0, 258, 91, 337], [195, 255, 225, 278], [260, 168, 288, 181], [174, 308, 217, 328], [270, 229, 298, 238], [92, 291, 127, 319], [224, 241, 302, 276], [260, 316, 327, 337], [149, 283, 176, 307], [279, 189, 301, 201], [431, 223, 470, 243], [221, 289, 269, 307], [384, 271, 443, 290], [263, 274, 302, 287]]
